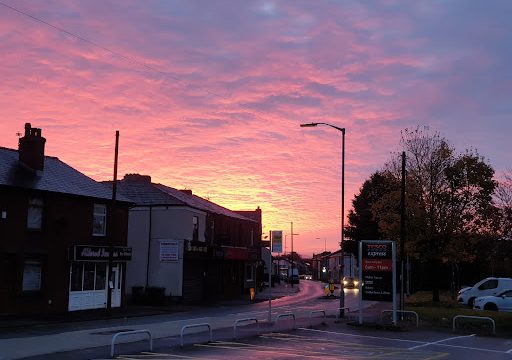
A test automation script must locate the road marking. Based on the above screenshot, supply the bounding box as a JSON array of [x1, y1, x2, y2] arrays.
[[433, 342, 511, 354], [193, 342, 332, 358], [140, 352, 197, 358], [408, 334, 475, 350], [507, 348, 512, 354], [194, 337, 445, 360], [298, 327, 425, 344]]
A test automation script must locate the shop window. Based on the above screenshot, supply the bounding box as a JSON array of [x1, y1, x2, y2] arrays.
[[192, 216, 199, 242], [92, 204, 107, 236], [95, 263, 106, 290], [22, 261, 42, 291], [83, 263, 95, 290], [27, 198, 43, 230], [70, 263, 83, 291]]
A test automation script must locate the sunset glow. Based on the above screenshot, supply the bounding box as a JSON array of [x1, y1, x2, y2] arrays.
[[1, 1, 511, 255]]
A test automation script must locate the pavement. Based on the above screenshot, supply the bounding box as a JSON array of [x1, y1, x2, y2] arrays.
[[0, 282, 298, 331], [0, 282, 301, 360]]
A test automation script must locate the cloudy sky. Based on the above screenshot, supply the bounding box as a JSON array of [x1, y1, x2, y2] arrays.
[[1, 0, 511, 255]]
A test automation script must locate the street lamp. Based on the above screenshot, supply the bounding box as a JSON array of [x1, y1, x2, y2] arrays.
[[300, 122, 346, 317]]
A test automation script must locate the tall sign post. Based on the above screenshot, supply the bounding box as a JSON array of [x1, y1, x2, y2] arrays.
[[268, 230, 283, 322], [358, 240, 396, 325]]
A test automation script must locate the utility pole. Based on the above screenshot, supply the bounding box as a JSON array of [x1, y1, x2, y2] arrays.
[[400, 151, 406, 312], [107, 130, 119, 314], [291, 222, 294, 288]]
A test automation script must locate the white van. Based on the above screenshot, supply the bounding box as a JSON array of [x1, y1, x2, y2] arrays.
[[457, 277, 512, 306]]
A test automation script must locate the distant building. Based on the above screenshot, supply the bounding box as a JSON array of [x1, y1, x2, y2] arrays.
[[311, 250, 356, 283], [0, 123, 132, 317], [112, 174, 262, 303]]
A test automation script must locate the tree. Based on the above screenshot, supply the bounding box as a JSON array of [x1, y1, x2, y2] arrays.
[[345, 171, 399, 242], [495, 169, 512, 241], [375, 127, 496, 301]]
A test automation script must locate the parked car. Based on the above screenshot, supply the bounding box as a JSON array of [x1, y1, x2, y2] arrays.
[[457, 277, 512, 307], [473, 290, 512, 312], [342, 276, 359, 288]]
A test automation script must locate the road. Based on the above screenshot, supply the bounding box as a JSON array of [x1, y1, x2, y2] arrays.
[[1, 280, 348, 359], [5, 281, 510, 360]]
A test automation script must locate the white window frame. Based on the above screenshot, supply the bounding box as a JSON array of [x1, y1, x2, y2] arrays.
[[192, 215, 199, 242], [27, 198, 43, 230], [92, 204, 107, 236]]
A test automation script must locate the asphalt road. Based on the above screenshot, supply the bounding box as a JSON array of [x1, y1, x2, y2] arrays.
[[8, 281, 511, 360], [29, 321, 512, 360]]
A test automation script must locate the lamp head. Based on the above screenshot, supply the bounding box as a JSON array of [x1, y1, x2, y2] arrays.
[[300, 123, 319, 128]]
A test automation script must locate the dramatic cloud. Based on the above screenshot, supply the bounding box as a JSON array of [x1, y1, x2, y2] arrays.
[[1, 0, 511, 255]]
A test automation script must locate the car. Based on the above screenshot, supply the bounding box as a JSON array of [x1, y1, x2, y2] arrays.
[[342, 276, 359, 288], [457, 277, 512, 307], [473, 289, 512, 312], [304, 274, 312, 280]]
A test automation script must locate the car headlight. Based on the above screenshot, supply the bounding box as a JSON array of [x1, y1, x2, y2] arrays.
[[353, 281, 359, 286], [343, 281, 348, 285]]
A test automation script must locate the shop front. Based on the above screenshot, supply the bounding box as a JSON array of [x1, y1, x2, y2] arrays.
[[68, 245, 131, 312]]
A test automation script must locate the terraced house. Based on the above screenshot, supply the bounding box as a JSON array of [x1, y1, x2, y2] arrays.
[[0, 123, 132, 317]]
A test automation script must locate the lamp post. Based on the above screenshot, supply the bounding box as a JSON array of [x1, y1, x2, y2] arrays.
[[290, 222, 299, 288], [300, 122, 345, 317]]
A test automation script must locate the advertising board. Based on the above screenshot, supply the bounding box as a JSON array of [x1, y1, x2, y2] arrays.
[[360, 241, 394, 302], [271, 230, 283, 253]]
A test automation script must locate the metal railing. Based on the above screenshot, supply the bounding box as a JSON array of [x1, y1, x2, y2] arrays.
[[233, 318, 259, 339], [110, 329, 152, 358], [452, 315, 495, 334], [180, 323, 213, 347], [276, 313, 296, 329], [381, 310, 419, 327], [335, 307, 350, 320], [309, 310, 326, 327]]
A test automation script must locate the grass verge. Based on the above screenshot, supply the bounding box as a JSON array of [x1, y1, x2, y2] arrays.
[[405, 291, 512, 335]]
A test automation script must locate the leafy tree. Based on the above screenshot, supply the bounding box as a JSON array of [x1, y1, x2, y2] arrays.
[[495, 170, 512, 241], [345, 171, 399, 242], [365, 126, 496, 302]]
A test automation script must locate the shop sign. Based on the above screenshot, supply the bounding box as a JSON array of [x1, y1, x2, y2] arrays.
[[71, 245, 132, 261], [361, 241, 394, 302], [186, 240, 209, 253], [223, 246, 249, 260]]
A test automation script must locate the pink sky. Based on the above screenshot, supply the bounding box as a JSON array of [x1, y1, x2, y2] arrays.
[[1, 1, 511, 256]]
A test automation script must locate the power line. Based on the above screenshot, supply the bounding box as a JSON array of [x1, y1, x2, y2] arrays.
[[0, 0, 234, 103]]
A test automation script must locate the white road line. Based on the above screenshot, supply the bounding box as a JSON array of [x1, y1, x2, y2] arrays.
[[436, 343, 510, 354], [300, 328, 510, 355], [297, 327, 425, 344], [408, 334, 475, 350]]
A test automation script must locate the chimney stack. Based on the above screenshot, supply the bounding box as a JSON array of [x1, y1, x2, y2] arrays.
[[18, 123, 46, 171]]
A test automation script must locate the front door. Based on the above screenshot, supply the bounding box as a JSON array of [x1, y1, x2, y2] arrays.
[[110, 263, 122, 308]]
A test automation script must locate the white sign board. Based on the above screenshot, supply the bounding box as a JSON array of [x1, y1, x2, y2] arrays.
[[271, 230, 283, 253], [160, 240, 179, 262]]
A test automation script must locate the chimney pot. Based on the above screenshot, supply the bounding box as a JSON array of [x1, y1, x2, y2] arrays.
[[18, 123, 46, 171]]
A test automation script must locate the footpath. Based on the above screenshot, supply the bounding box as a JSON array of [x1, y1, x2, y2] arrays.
[[0, 283, 300, 360]]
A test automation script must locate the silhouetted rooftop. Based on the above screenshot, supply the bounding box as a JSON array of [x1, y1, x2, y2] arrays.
[[111, 174, 254, 221], [0, 146, 130, 202]]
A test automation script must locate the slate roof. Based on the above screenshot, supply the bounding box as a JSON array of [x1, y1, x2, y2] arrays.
[[0, 147, 131, 202], [112, 176, 254, 221]]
